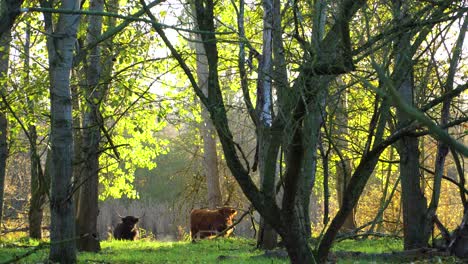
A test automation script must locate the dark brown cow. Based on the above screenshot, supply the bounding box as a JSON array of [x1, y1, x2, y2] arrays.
[[113, 216, 139, 240], [190, 207, 237, 241]]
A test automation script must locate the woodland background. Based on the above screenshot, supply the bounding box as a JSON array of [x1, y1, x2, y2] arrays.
[[0, 0, 467, 263]]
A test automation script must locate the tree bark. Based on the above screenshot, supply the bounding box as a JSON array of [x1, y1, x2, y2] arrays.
[[255, 0, 278, 249], [256, 127, 280, 249], [44, 0, 81, 262], [76, 0, 104, 252], [0, 29, 8, 234], [392, 0, 428, 250], [334, 85, 356, 231], [297, 76, 329, 238], [190, 4, 222, 208], [450, 209, 468, 258], [23, 23, 47, 240], [0, 0, 23, 39], [28, 124, 45, 239]]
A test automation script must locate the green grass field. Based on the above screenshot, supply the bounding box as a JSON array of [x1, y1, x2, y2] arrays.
[[0, 237, 462, 263]]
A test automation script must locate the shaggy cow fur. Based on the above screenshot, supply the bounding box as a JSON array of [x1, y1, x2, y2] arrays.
[[113, 216, 139, 240], [190, 207, 237, 241]]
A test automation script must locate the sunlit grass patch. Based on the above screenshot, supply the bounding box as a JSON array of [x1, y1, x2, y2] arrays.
[[1, 236, 462, 263], [0, 237, 289, 263], [81, 238, 288, 264], [332, 237, 403, 253]]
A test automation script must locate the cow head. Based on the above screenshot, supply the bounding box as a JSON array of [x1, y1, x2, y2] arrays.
[[219, 207, 237, 222], [121, 216, 139, 230]]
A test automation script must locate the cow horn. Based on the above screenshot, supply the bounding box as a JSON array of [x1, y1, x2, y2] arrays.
[[136, 211, 146, 219], [114, 209, 124, 219]]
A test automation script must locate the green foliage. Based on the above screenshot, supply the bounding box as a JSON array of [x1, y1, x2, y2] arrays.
[[133, 133, 195, 202]]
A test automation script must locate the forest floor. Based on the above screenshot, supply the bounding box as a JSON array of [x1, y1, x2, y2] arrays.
[[0, 236, 464, 263]]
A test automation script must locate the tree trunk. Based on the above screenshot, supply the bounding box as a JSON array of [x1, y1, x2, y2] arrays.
[[295, 0, 330, 238], [297, 76, 330, 238], [450, 209, 468, 258], [0, 0, 23, 39], [0, 28, 9, 235], [392, 0, 428, 249], [72, 71, 83, 216], [334, 86, 355, 231], [278, 101, 316, 264], [281, 209, 316, 264], [0, 111, 6, 234], [23, 23, 47, 240], [190, 6, 222, 208], [336, 159, 355, 231], [45, 0, 81, 262], [76, 0, 104, 252], [424, 14, 468, 243], [256, 0, 278, 249], [28, 125, 45, 239], [256, 127, 280, 249]]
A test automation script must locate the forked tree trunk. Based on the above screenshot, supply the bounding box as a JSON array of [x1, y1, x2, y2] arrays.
[[44, 0, 81, 262], [295, 0, 330, 238], [76, 0, 104, 252]]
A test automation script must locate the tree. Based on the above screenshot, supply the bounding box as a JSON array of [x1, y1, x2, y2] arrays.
[[12, 0, 466, 263], [42, 0, 81, 262], [0, 27, 9, 235], [422, 12, 468, 245], [143, 0, 364, 261], [0, 0, 23, 38], [190, 2, 222, 208], [333, 82, 356, 232], [24, 22, 48, 240], [254, 0, 279, 249], [0, 0, 23, 237], [75, 0, 104, 252], [392, 0, 428, 249]]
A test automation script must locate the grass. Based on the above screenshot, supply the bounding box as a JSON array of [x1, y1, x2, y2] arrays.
[[0, 237, 288, 264], [0, 237, 464, 263], [332, 237, 403, 253]]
